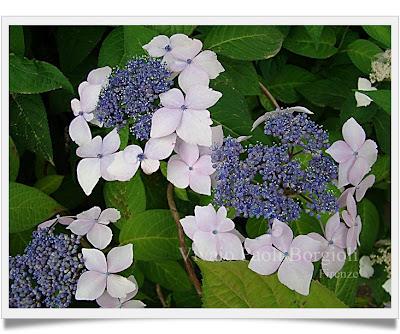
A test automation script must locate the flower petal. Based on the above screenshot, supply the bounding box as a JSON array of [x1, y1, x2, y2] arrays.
[[176, 141, 199, 166], [189, 171, 212, 195], [325, 140, 353, 163], [67, 219, 95, 236], [121, 276, 139, 302], [248, 245, 284, 275], [346, 193, 357, 221], [192, 231, 219, 261], [69, 115, 92, 147], [76, 136, 102, 158], [71, 98, 81, 116], [159, 88, 185, 109], [167, 158, 190, 189], [144, 133, 177, 160], [177, 109, 212, 146], [143, 35, 170, 57], [87, 223, 113, 250], [337, 187, 356, 208], [82, 248, 107, 273], [307, 232, 328, 261], [107, 151, 139, 182], [107, 244, 133, 273], [357, 77, 376, 91], [180, 216, 197, 240], [277, 258, 314, 296], [271, 219, 293, 254], [171, 38, 203, 61], [96, 291, 121, 308], [355, 92, 373, 107], [79, 84, 102, 113], [322, 245, 347, 278], [77, 158, 101, 196], [358, 139, 378, 167], [150, 107, 182, 138], [102, 129, 120, 155], [178, 65, 210, 93], [342, 117, 366, 152], [122, 300, 146, 308], [193, 155, 215, 175], [141, 159, 160, 175], [338, 158, 355, 188], [215, 206, 235, 232], [87, 66, 111, 85], [346, 225, 359, 255], [192, 50, 224, 79], [194, 204, 217, 232], [356, 174, 375, 202], [185, 85, 222, 110], [290, 235, 321, 262], [348, 157, 370, 186], [78, 206, 102, 220], [99, 208, 121, 224], [244, 234, 272, 254], [107, 274, 136, 299], [325, 212, 341, 241], [75, 271, 106, 300], [218, 233, 245, 260]]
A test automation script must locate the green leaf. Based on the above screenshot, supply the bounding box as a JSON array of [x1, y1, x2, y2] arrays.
[[363, 26, 391, 48], [214, 58, 259, 96], [9, 182, 65, 233], [34, 175, 64, 195], [320, 254, 359, 306], [347, 39, 382, 74], [56, 26, 106, 71], [174, 187, 189, 201], [98, 26, 157, 67], [139, 261, 192, 291], [10, 229, 33, 256], [119, 209, 182, 261], [204, 26, 284, 61], [263, 64, 316, 104], [9, 136, 19, 181], [283, 27, 337, 59], [10, 94, 54, 164], [371, 154, 390, 183], [10, 26, 25, 56], [209, 82, 266, 143], [297, 78, 349, 109], [246, 217, 267, 238], [9, 54, 73, 94], [150, 25, 196, 36], [103, 173, 146, 228], [118, 125, 130, 150], [304, 26, 324, 42], [364, 90, 391, 114], [292, 212, 323, 235], [374, 113, 390, 154], [358, 198, 380, 254], [196, 260, 347, 307]]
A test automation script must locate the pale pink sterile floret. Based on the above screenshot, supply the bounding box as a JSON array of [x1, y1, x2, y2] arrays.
[[337, 174, 375, 208], [342, 194, 362, 256], [75, 244, 136, 300], [180, 204, 245, 261], [326, 117, 378, 188]]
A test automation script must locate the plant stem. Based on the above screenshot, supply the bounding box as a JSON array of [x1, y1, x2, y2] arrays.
[[259, 82, 280, 110], [156, 284, 167, 308], [166, 183, 202, 296]]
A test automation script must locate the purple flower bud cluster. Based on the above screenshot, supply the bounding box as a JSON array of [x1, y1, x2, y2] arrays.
[[95, 57, 173, 141], [264, 112, 329, 152], [9, 228, 84, 308], [212, 113, 338, 223]]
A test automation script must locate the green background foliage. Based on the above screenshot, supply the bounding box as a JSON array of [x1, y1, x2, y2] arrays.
[[8, 25, 391, 308]]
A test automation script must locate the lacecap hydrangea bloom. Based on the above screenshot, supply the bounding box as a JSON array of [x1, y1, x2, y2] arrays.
[[9, 227, 84, 308]]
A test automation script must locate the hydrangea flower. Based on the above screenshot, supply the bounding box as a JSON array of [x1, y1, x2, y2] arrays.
[[95, 57, 172, 141], [9, 228, 84, 308], [143, 34, 194, 67], [38, 215, 74, 229], [337, 174, 375, 208], [75, 245, 135, 300], [96, 276, 145, 308], [107, 133, 177, 180], [67, 206, 120, 250], [308, 213, 348, 278], [167, 141, 215, 195], [245, 219, 320, 296], [76, 129, 120, 195], [355, 77, 377, 107], [180, 204, 245, 261], [342, 194, 362, 255], [150, 86, 221, 147], [359, 255, 374, 278], [326, 117, 378, 187]]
